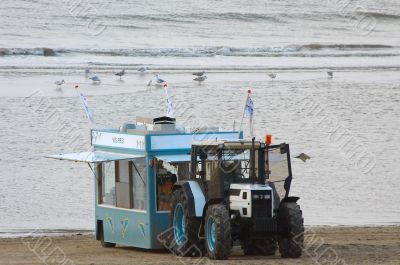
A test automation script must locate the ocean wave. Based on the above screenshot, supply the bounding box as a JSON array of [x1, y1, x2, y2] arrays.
[[357, 12, 400, 20], [0, 44, 397, 58]]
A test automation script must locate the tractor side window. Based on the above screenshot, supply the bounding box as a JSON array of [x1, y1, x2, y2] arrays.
[[267, 147, 289, 200], [156, 160, 177, 211], [131, 157, 147, 210], [101, 162, 116, 206]]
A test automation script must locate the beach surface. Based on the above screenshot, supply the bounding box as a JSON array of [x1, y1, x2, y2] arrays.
[[0, 226, 399, 265]]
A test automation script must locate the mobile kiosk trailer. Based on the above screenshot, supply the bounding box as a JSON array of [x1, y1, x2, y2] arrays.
[[47, 116, 242, 249]]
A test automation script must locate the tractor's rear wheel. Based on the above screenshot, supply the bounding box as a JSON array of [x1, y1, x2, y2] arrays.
[[205, 204, 231, 260], [278, 202, 304, 258], [242, 237, 277, 256], [170, 189, 203, 257]]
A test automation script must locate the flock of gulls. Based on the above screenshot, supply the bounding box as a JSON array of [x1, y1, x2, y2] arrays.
[[54, 67, 334, 89]]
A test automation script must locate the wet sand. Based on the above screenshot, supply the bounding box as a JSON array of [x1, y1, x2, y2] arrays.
[[0, 226, 399, 265]]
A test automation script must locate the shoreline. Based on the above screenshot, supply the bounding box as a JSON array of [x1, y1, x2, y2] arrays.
[[1, 226, 399, 264], [1, 224, 400, 239]]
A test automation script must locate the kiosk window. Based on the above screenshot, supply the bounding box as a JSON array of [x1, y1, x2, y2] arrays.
[[101, 162, 116, 206], [156, 160, 191, 211], [98, 158, 146, 210], [115, 160, 132, 209], [131, 157, 147, 210]]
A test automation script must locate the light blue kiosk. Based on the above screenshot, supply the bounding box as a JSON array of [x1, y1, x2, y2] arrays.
[[48, 116, 242, 249]]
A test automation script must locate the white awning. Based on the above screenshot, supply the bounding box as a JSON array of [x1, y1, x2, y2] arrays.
[[155, 154, 191, 163], [46, 151, 143, 163]]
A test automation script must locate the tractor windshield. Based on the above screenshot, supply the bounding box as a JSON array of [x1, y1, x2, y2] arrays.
[[266, 145, 291, 202], [219, 149, 260, 183]]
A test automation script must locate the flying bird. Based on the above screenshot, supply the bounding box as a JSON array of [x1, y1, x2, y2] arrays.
[[89, 75, 101, 83], [192, 71, 205, 77], [295, 153, 311, 162], [115, 69, 125, 80], [268, 73, 276, 80]]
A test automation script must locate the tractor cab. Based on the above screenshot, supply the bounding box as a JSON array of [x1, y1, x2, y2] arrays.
[[188, 140, 293, 206]]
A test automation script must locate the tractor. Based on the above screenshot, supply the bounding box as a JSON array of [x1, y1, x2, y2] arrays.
[[169, 139, 304, 259]]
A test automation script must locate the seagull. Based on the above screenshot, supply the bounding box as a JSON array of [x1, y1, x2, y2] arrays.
[[115, 69, 125, 80], [327, 71, 333, 79], [192, 71, 205, 77], [268, 73, 276, 80], [85, 68, 90, 78], [89, 75, 101, 83], [146, 79, 153, 87], [155, 74, 166, 86], [295, 153, 311, 162], [54, 80, 65, 88], [138, 66, 148, 73], [193, 75, 207, 82]]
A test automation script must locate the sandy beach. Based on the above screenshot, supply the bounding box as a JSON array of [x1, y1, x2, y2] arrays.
[[0, 226, 399, 265]]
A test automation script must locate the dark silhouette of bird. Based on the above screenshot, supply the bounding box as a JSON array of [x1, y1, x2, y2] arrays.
[[115, 69, 125, 80], [295, 153, 311, 162], [192, 71, 205, 77]]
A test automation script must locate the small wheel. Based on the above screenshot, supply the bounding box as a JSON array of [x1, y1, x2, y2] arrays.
[[242, 237, 277, 256], [205, 204, 231, 260], [99, 224, 115, 248], [170, 189, 203, 257], [278, 202, 304, 258]]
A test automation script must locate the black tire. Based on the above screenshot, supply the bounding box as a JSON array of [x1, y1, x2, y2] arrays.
[[99, 223, 116, 248], [205, 204, 231, 260], [242, 237, 277, 256], [170, 189, 204, 257], [278, 202, 304, 258]]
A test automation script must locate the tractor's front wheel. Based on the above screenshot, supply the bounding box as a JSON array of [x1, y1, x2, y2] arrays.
[[170, 189, 203, 257], [278, 202, 304, 258], [205, 204, 231, 260]]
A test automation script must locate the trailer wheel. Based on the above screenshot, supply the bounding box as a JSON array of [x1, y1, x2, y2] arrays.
[[99, 223, 116, 248], [170, 189, 203, 257], [242, 237, 277, 256], [278, 202, 304, 258], [205, 204, 231, 260]]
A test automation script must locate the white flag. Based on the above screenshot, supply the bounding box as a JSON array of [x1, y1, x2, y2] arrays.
[[164, 85, 174, 118], [243, 95, 254, 118], [79, 92, 94, 124], [242, 94, 254, 137]]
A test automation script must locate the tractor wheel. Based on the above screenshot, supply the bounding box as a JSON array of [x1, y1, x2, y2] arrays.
[[170, 189, 203, 257], [278, 202, 304, 258], [205, 204, 231, 260], [99, 223, 116, 248], [242, 237, 277, 256]]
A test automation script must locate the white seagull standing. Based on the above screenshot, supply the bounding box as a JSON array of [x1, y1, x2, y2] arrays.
[[155, 74, 166, 86], [54, 79, 65, 88], [89, 75, 101, 84], [193, 75, 207, 83], [115, 69, 125, 80], [268, 73, 277, 80], [192, 71, 205, 77]]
